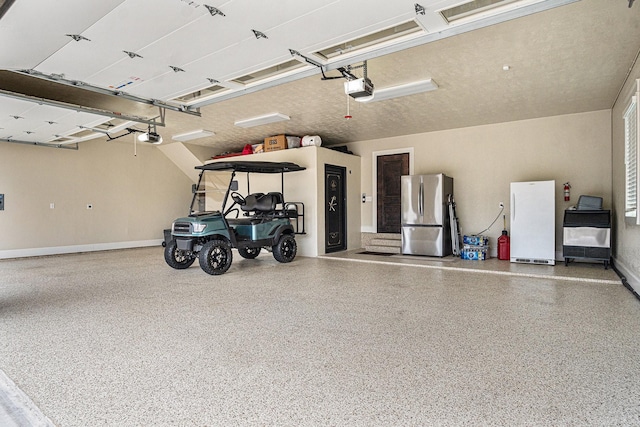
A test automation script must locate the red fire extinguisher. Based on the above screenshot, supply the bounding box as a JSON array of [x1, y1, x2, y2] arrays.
[[497, 215, 510, 261], [564, 182, 571, 202]]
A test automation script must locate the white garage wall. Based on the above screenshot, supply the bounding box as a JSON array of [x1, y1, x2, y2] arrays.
[[0, 139, 194, 258], [0, 142, 360, 259], [1, 111, 614, 266], [346, 110, 612, 258], [612, 60, 640, 292], [222, 146, 361, 257]]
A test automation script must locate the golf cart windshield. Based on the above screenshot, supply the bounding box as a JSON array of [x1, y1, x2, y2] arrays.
[[190, 170, 234, 215], [190, 161, 306, 215]]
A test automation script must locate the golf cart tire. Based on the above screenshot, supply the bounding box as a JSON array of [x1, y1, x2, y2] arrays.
[[273, 234, 297, 263], [164, 239, 196, 269], [238, 247, 261, 259], [199, 239, 233, 275]]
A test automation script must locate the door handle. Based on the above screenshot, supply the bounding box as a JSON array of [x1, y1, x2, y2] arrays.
[[419, 182, 423, 216], [512, 194, 515, 221]]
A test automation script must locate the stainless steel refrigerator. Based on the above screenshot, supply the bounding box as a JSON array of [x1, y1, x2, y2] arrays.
[[401, 174, 453, 257]]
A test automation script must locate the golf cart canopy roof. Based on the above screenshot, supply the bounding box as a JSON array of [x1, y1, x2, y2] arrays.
[[196, 161, 306, 173]]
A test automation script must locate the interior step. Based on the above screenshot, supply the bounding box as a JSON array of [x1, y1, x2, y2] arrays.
[[361, 232, 401, 254], [368, 233, 401, 240], [370, 238, 401, 247], [364, 245, 401, 254]]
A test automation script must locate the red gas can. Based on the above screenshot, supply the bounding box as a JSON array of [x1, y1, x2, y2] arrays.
[[498, 230, 510, 260]]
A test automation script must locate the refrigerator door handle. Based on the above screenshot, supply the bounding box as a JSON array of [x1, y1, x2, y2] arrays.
[[419, 182, 423, 217], [512, 194, 515, 221]]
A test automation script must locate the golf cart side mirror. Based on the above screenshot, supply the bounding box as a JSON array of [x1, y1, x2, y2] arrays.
[[230, 180, 239, 191]]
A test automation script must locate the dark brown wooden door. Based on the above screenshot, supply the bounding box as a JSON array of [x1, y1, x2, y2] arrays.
[[377, 153, 409, 233]]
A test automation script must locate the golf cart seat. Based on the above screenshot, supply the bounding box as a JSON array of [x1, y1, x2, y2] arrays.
[[240, 193, 261, 211], [266, 192, 285, 213], [241, 192, 281, 215], [269, 192, 301, 220]]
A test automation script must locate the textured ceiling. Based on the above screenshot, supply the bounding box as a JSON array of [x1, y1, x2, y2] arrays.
[[164, 0, 640, 153], [1, 0, 639, 153]]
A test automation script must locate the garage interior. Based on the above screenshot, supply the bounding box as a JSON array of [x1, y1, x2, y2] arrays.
[[2, 0, 640, 425]]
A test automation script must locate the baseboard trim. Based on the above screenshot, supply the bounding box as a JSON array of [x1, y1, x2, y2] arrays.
[[0, 239, 162, 260], [612, 257, 640, 296]]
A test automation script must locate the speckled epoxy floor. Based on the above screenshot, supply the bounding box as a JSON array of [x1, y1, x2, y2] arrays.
[[319, 249, 621, 284], [1, 247, 639, 426]]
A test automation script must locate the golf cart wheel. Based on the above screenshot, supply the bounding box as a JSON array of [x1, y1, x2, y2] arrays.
[[164, 240, 196, 269], [199, 239, 233, 275], [273, 234, 297, 263], [238, 247, 261, 259]]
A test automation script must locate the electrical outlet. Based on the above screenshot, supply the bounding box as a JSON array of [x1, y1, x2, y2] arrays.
[[499, 202, 504, 209]]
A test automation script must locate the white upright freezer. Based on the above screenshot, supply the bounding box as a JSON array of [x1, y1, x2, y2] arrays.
[[510, 180, 556, 265]]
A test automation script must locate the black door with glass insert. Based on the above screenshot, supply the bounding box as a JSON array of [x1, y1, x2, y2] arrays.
[[325, 164, 346, 253]]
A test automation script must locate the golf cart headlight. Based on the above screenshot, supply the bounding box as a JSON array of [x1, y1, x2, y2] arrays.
[[193, 223, 207, 233]]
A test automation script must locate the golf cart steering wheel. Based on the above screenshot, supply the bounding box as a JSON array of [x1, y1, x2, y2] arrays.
[[231, 192, 246, 206], [224, 192, 245, 217]]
